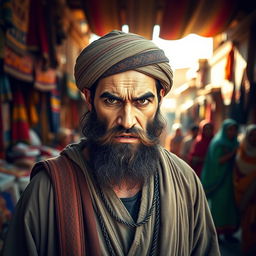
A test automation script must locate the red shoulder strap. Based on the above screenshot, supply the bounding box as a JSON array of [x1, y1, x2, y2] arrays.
[[32, 155, 100, 256]]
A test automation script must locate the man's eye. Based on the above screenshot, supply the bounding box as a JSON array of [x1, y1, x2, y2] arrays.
[[136, 99, 150, 106], [105, 98, 119, 105]]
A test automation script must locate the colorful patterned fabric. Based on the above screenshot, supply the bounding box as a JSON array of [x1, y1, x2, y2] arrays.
[[4, 46, 33, 82], [5, 0, 30, 55], [31, 154, 101, 256], [34, 62, 57, 91], [50, 88, 60, 133]]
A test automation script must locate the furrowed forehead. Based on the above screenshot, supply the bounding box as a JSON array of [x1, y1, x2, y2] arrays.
[[96, 71, 157, 96]]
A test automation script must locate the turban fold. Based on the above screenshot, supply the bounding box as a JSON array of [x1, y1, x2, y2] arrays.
[[74, 30, 173, 95]]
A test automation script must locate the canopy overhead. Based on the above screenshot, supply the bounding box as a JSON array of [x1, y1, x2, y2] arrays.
[[67, 0, 256, 40]]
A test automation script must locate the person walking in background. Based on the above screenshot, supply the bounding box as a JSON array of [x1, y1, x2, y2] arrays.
[[180, 124, 199, 163], [201, 118, 240, 243], [169, 123, 184, 157], [189, 120, 214, 177], [233, 124, 256, 255]]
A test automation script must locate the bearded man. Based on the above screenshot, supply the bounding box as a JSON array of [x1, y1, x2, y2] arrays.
[[3, 31, 220, 256]]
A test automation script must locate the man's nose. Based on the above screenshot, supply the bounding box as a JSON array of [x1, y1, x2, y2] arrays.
[[117, 104, 136, 129]]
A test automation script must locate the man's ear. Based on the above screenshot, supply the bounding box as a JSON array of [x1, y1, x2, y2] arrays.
[[82, 89, 92, 111], [159, 89, 165, 105]]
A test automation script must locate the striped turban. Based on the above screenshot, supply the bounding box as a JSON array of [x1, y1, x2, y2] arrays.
[[74, 30, 173, 96]]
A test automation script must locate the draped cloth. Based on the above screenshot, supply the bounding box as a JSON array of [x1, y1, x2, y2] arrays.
[[189, 120, 213, 177], [2, 140, 220, 255], [74, 30, 173, 96], [30, 154, 101, 256], [201, 119, 239, 234], [11, 88, 30, 143], [233, 124, 256, 254]]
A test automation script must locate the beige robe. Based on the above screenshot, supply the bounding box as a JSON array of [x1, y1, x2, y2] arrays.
[[2, 143, 220, 256]]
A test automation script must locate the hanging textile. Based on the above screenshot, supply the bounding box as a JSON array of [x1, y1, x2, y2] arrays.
[[225, 45, 235, 81], [26, 0, 49, 63], [159, 0, 239, 40], [81, 0, 121, 37], [3, 46, 33, 82], [5, 0, 31, 55], [11, 87, 30, 143], [40, 93, 50, 145], [22, 84, 39, 128], [34, 60, 57, 91], [0, 0, 12, 58], [27, 91, 39, 127], [50, 86, 61, 133], [0, 69, 12, 158]]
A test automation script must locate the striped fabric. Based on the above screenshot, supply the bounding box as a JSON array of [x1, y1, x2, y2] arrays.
[[4, 46, 33, 82], [74, 30, 173, 96], [31, 154, 101, 256], [5, 0, 30, 55]]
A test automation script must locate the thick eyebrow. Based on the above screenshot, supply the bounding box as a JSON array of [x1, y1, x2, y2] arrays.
[[100, 92, 123, 101], [133, 92, 155, 101], [100, 91, 155, 101]]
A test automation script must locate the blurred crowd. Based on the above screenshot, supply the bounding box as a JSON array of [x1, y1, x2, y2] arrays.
[[166, 119, 256, 256]]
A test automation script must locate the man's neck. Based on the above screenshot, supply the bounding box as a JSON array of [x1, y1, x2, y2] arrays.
[[113, 183, 142, 198]]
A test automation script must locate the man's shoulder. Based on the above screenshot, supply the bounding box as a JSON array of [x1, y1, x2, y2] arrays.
[[159, 146, 199, 183]]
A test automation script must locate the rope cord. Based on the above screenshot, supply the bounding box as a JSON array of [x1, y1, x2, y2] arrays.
[[98, 173, 159, 228], [94, 173, 160, 255]]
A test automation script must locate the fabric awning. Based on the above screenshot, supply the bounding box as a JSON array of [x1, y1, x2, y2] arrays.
[[78, 0, 255, 40]]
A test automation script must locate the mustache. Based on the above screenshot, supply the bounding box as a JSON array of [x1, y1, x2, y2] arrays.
[[96, 126, 158, 146]]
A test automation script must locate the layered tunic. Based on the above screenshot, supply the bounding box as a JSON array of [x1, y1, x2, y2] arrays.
[[3, 141, 220, 255]]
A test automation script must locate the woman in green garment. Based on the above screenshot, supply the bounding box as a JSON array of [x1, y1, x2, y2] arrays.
[[201, 118, 240, 242]]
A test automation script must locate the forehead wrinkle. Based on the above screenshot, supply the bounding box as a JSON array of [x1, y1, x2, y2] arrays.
[[105, 82, 154, 100]]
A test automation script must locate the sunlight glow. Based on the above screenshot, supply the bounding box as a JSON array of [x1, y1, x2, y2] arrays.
[[152, 25, 213, 70], [122, 25, 129, 33]]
